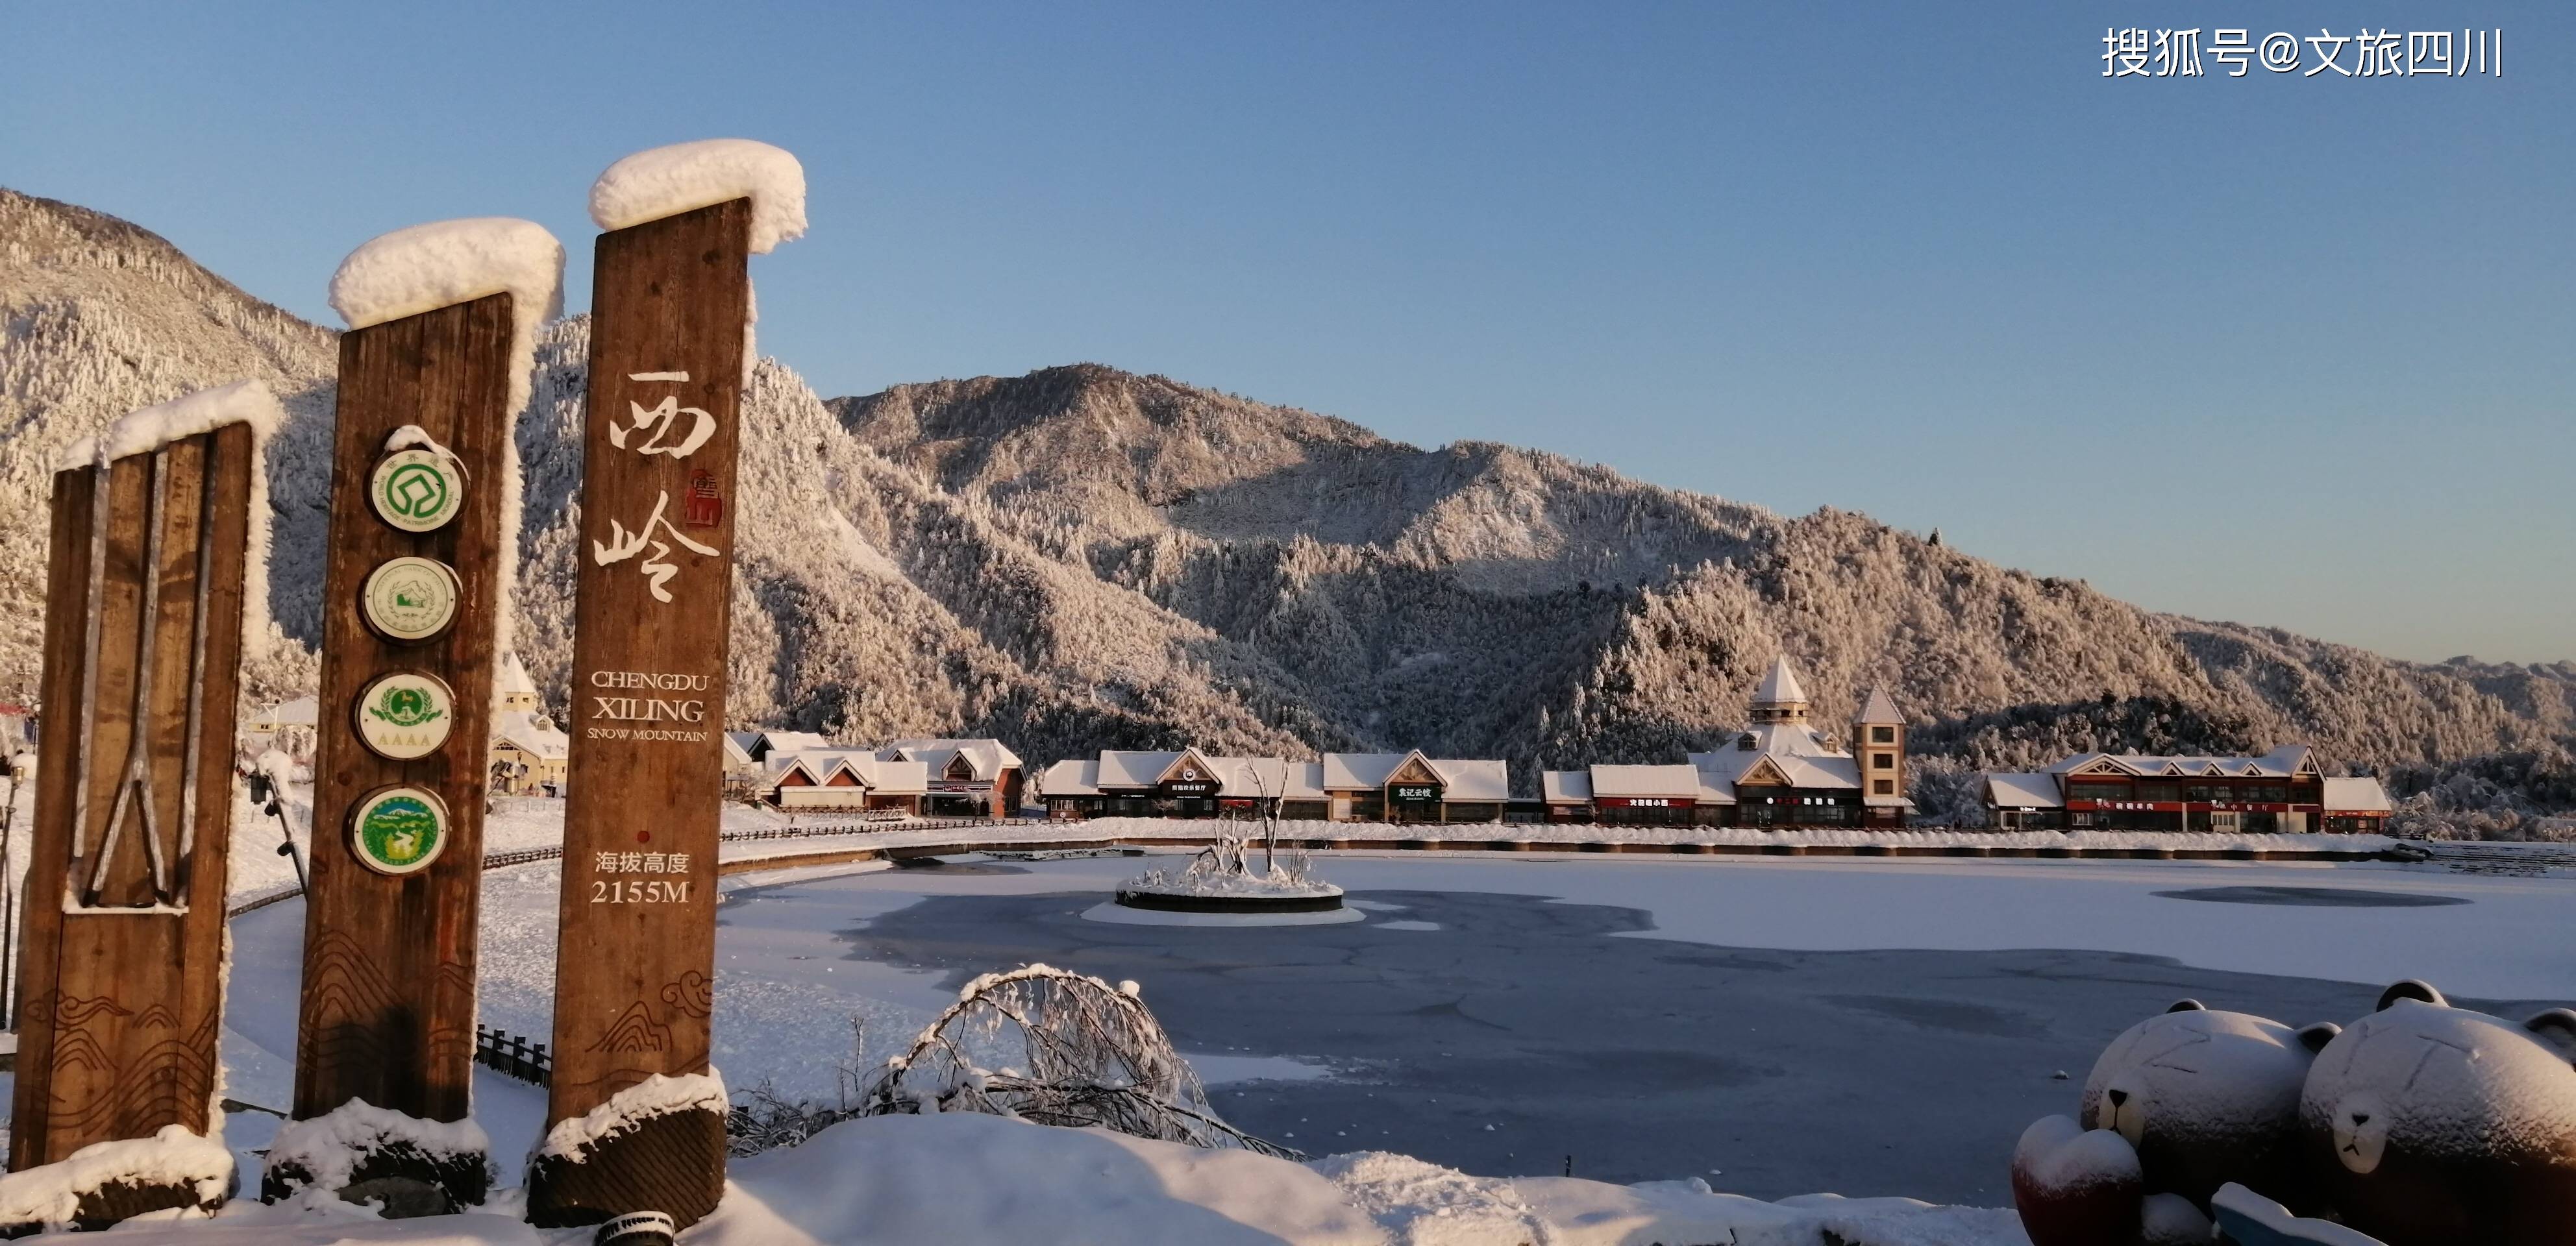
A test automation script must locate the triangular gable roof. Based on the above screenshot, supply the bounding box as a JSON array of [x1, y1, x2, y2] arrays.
[[1735, 755, 1794, 787], [1154, 747, 1222, 786], [882, 738, 1023, 775], [1385, 751, 1441, 787]]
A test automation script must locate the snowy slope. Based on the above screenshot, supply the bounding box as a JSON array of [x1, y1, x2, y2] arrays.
[[3, 187, 2570, 809]]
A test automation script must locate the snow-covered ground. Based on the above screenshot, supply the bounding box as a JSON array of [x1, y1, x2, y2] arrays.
[[71, 1110, 2027, 1245], [18, 788, 2573, 1241]]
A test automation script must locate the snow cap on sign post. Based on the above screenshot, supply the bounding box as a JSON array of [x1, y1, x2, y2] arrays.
[[327, 217, 564, 655], [53, 378, 288, 665], [589, 139, 806, 386], [588, 138, 807, 254]]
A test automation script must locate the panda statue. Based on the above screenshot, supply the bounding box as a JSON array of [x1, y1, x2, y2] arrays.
[[2014, 999, 2338, 1246], [2300, 979, 2576, 1246]]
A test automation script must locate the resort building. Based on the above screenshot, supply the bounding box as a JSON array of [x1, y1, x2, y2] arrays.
[[245, 696, 319, 737], [763, 750, 930, 814], [488, 654, 569, 796], [1979, 746, 2393, 834], [1036, 747, 1509, 822], [880, 738, 1025, 818], [1543, 657, 1913, 828], [1316, 751, 1509, 824], [1037, 748, 1293, 820]]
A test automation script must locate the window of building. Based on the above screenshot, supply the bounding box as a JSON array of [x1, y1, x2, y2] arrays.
[[1870, 726, 1894, 744], [1872, 779, 1894, 794], [1737, 733, 1757, 751], [2137, 782, 2181, 802], [1872, 753, 1893, 770]]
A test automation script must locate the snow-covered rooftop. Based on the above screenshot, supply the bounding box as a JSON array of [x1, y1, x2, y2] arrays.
[[1039, 757, 1103, 798], [492, 709, 567, 761], [1855, 686, 1905, 725], [1318, 751, 1509, 801], [1541, 770, 1593, 803], [589, 138, 808, 254], [1983, 772, 2063, 809], [881, 738, 1024, 780], [1587, 763, 1705, 800], [2047, 745, 2319, 779], [253, 695, 319, 729], [493, 651, 538, 698], [767, 750, 928, 795], [1753, 655, 1809, 705], [2321, 776, 2393, 812]]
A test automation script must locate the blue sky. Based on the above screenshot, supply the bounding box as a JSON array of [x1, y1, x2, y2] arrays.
[[6, 3, 2568, 664]]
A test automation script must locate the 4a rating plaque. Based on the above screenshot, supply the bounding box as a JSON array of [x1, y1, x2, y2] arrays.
[[353, 670, 456, 760]]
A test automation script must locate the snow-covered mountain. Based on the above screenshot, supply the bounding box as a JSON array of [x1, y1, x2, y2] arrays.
[[5, 188, 2570, 807]]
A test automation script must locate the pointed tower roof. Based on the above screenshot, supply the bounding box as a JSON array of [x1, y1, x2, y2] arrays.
[[1855, 686, 1903, 725], [496, 651, 537, 696], [1754, 656, 1809, 705]]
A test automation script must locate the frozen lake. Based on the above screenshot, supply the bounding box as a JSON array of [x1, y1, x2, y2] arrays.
[[220, 851, 2575, 1205]]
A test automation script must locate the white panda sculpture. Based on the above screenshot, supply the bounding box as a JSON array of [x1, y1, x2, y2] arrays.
[[2300, 979, 2576, 1246]]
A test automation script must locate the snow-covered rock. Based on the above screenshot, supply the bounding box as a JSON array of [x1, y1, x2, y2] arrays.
[[532, 1071, 726, 1165], [261, 1099, 493, 1211], [0, 1125, 230, 1233]]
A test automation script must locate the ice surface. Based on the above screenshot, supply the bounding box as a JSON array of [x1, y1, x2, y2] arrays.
[[589, 138, 807, 254]]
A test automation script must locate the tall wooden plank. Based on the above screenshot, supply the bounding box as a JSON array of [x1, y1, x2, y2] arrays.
[[7, 423, 252, 1229], [284, 293, 514, 1205], [529, 199, 750, 1230]]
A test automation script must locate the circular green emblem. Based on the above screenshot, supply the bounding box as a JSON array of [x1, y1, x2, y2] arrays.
[[354, 670, 455, 760], [348, 784, 449, 875], [360, 557, 461, 642], [368, 448, 465, 533]]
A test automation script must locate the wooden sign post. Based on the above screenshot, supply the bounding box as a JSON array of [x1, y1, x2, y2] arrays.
[[279, 289, 519, 1212], [6, 391, 264, 1231], [528, 198, 752, 1230]]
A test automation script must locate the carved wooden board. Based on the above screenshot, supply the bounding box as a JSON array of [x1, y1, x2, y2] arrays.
[[292, 294, 513, 1134], [530, 199, 749, 1229], [10, 424, 251, 1173]]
